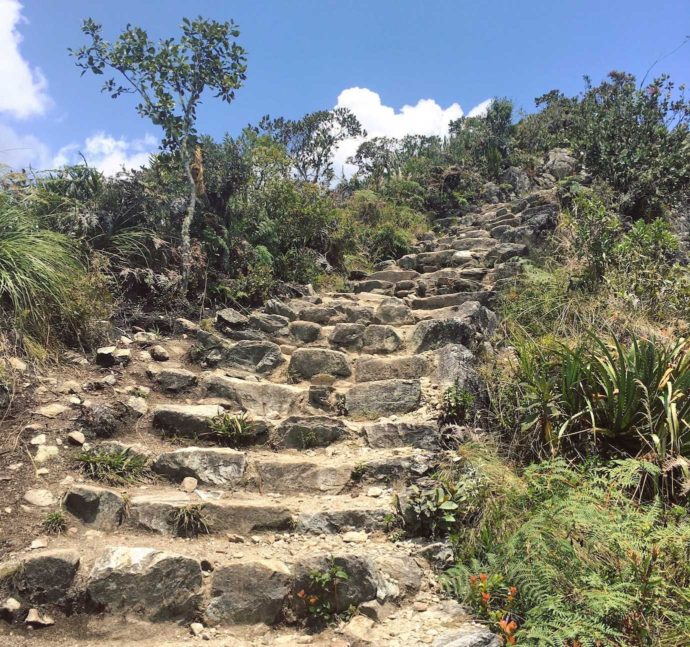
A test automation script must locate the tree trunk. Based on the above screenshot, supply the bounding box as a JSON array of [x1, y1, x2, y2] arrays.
[[181, 151, 197, 293]]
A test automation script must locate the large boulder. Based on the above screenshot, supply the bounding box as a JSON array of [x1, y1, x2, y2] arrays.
[[289, 320, 321, 343], [288, 348, 352, 380], [64, 485, 125, 530], [434, 344, 481, 390], [153, 447, 246, 486], [205, 560, 291, 625], [345, 380, 421, 417], [86, 547, 202, 620], [12, 550, 79, 605]]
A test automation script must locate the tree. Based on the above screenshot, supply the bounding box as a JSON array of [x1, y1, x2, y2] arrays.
[[71, 16, 247, 289], [258, 108, 365, 185]]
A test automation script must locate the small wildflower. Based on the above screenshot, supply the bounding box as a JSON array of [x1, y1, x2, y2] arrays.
[[479, 573, 488, 583], [297, 589, 306, 599], [481, 592, 490, 604]]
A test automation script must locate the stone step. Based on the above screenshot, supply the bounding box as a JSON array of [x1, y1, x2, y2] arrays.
[[408, 290, 493, 310], [0, 537, 428, 628]]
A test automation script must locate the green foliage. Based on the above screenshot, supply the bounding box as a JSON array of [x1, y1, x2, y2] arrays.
[[169, 504, 210, 538], [42, 510, 67, 535], [443, 457, 690, 646], [259, 108, 364, 185], [206, 411, 257, 447], [77, 447, 151, 485], [439, 380, 475, 426], [0, 194, 102, 351], [301, 559, 350, 622]]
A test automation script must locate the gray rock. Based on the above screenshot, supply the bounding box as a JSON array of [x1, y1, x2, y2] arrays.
[[329, 323, 366, 349], [434, 343, 480, 389], [96, 346, 130, 368], [264, 298, 299, 321], [374, 555, 423, 601], [336, 304, 375, 324], [153, 447, 246, 486], [249, 313, 290, 333], [288, 320, 321, 343], [361, 325, 402, 354], [216, 307, 249, 328], [13, 550, 79, 605], [23, 489, 55, 507], [433, 626, 500, 647], [412, 302, 497, 352], [217, 340, 285, 374], [364, 421, 439, 449], [64, 485, 125, 530], [298, 507, 388, 534], [288, 348, 352, 380], [298, 305, 338, 325], [355, 355, 429, 383], [291, 554, 378, 616], [86, 547, 202, 620], [346, 380, 421, 417], [273, 416, 346, 449], [484, 242, 528, 266], [149, 345, 170, 362], [203, 375, 305, 417], [205, 560, 291, 625], [152, 404, 224, 437], [147, 366, 198, 392], [354, 279, 394, 294], [543, 147, 577, 180], [499, 166, 531, 194], [375, 300, 414, 325], [250, 457, 352, 494], [367, 269, 420, 283]]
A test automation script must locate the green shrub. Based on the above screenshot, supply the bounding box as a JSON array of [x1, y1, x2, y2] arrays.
[[443, 456, 690, 646], [206, 411, 257, 447], [439, 380, 475, 426]]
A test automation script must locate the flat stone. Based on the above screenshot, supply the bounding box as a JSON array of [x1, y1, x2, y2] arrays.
[[153, 448, 246, 486], [343, 530, 368, 543], [288, 348, 351, 380], [23, 489, 55, 507], [375, 300, 414, 325], [355, 355, 429, 383], [216, 307, 249, 328], [273, 416, 346, 449], [180, 477, 198, 493], [203, 375, 305, 417], [364, 421, 439, 450], [86, 547, 202, 620], [250, 457, 352, 494], [30, 434, 46, 445], [35, 403, 68, 418], [298, 305, 339, 325], [152, 404, 224, 437], [346, 380, 421, 418], [249, 313, 290, 333], [412, 302, 497, 352], [205, 559, 291, 625], [147, 366, 198, 392], [432, 626, 500, 647]]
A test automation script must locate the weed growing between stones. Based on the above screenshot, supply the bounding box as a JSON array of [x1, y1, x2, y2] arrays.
[[42, 510, 67, 535], [77, 448, 152, 485], [207, 411, 257, 447], [297, 559, 352, 625], [439, 380, 475, 426], [169, 504, 210, 538]]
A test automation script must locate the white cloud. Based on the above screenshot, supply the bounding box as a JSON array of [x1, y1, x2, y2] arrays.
[[0, 122, 51, 170], [467, 98, 493, 118], [332, 88, 491, 178], [54, 132, 157, 175], [0, 0, 51, 119], [0, 125, 156, 175]]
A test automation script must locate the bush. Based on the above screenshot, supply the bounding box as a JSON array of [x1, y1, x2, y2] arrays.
[[443, 456, 690, 646]]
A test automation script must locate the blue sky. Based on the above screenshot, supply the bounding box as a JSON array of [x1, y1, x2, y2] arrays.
[[1, 0, 689, 174]]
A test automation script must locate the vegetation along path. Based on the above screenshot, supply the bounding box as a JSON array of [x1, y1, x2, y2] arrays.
[[0, 172, 564, 645]]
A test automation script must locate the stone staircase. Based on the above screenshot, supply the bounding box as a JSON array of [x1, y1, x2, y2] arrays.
[[0, 191, 558, 646]]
